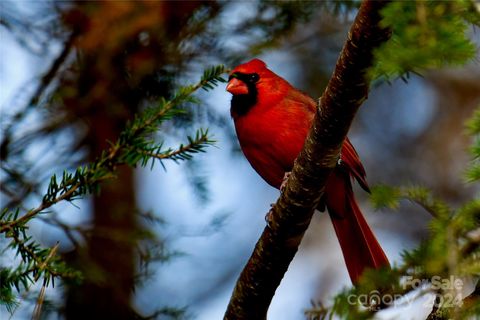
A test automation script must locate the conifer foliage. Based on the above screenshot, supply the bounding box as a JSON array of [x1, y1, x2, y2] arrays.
[[0, 65, 226, 314], [1, 1, 479, 319]]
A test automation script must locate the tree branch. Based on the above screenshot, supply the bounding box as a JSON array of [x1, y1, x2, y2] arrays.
[[0, 66, 225, 233], [224, 1, 392, 319]]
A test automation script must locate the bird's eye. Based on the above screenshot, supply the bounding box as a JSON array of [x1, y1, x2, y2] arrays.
[[249, 73, 259, 83]]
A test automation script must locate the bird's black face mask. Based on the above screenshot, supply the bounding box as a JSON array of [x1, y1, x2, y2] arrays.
[[229, 72, 259, 117]]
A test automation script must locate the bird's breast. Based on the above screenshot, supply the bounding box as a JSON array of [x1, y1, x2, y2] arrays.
[[233, 104, 312, 189]]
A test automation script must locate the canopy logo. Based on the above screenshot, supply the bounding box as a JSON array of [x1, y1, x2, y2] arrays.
[[347, 275, 465, 311]]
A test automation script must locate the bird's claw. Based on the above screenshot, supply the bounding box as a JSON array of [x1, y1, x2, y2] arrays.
[[265, 203, 275, 228], [280, 171, 291, 192]]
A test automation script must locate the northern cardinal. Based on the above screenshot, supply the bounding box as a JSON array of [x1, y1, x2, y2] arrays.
[[226, 58, 389, 284]]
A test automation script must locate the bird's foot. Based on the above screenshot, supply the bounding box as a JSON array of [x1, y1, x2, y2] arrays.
[[280, 171, 291, 192], [265, 203, 275, 228]]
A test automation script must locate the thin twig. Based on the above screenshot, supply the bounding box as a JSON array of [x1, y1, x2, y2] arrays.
[[1, 72, 223, 232], [138, 134, 212, 161], [32, 284, 46, 320]]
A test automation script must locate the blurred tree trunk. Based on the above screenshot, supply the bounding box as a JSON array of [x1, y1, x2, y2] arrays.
[[63, 20, 140, 319], [58, 2, 214, 318], [65, 126, 137, 319]]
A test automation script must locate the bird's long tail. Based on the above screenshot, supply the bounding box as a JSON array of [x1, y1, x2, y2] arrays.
[[324, 168, 390, 284]]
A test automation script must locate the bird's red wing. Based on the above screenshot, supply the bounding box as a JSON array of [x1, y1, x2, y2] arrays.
[[341, 138, 370, 192]]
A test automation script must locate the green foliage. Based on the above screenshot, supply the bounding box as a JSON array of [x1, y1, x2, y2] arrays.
[[201, 65, 228, 91], [309, 191, 479, 318], [465, 108, 480, 136], [0, 270, 20, 313], [0, 65, 226, 315], [370, 0, 478, 80], [0, 235, 82, 314], [308, 2, 480, 308], [370, 185, 401, 210], [370, 185, 451, 218], [306, 107, 480, 319], [465, 106, 480, 182]]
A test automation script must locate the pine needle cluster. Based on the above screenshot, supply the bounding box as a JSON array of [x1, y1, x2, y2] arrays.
[[0, 65, 226, 314]]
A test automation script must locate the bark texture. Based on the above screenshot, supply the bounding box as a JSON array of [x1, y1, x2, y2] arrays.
[[224, 1, 392, 319]]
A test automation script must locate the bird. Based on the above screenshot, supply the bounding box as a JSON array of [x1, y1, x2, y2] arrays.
[[226, 58, 389, 284]]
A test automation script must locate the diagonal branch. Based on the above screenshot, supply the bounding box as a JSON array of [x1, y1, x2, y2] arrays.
[[224, 1, 392, 319]]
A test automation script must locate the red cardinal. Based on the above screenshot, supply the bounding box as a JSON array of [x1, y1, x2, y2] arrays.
[[226, 58, 389, 284]]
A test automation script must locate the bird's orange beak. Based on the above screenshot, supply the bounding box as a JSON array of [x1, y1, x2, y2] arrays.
[[226, 78, 249, 95]]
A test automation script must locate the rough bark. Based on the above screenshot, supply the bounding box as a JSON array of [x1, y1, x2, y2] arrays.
[[224, 1, 392, 319]]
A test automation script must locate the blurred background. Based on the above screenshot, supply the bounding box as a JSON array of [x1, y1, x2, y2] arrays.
[[1, 1, 479, 319]]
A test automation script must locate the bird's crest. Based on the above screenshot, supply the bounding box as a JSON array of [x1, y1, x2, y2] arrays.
[[231, 59, 267, 74]]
